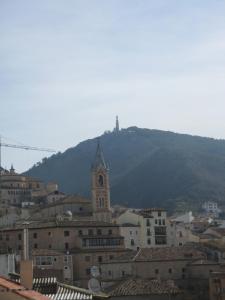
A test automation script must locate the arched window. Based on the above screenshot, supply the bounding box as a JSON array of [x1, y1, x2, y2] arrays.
[[98, 175, 104, 186], [98, 197, 105, 208]]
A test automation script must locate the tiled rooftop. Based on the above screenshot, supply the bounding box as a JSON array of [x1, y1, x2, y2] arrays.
[[209, 227, 225, 236], [0, 276, 50, 300], [105, 246, 206, 263], [4, 219, 119, 230], [107, 278, 181, 296], [44, 195, 91, 208], [134, 246, 206, 262], [8, 274, 107, 300]]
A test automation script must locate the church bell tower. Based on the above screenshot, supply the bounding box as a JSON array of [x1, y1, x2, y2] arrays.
[[91, 139, 112, 223]]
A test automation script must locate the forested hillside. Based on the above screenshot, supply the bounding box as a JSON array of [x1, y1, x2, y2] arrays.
[[25, 127, 225, 212]]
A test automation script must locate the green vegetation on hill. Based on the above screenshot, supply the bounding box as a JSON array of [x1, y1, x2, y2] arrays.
[[24, 127, 225, 212]]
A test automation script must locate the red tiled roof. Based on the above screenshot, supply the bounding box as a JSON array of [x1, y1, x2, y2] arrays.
[[134, 246, 205, 261], [0, 276, 50, 300], [107, 278, 181, 296]]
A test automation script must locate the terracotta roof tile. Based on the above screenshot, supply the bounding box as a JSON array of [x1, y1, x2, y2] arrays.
[[0, 276, 50, 300], [134, 246, 206, 261], [108, 278, 181, 296]]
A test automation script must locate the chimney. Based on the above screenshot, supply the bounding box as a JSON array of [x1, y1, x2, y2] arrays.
[[20, 225, 33, 290]]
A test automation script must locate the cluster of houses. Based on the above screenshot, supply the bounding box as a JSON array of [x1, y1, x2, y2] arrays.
[[1, 141, 225, 299]]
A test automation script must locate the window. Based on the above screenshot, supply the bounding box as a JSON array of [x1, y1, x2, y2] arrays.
[[155, 236, 167, 245], [64, 231, 70, 237], [86, 268, 91, 275], [159, 219, 162, 225], [122, 270, 125, 277], [131, 239, 135, 246], [162, 219, 165, 225], [108, 270, 112, 276], [36, 257, 41, 265], [49, 245, 52, 249], [64, 256, 70, 263], [109, 255, 114, 260], [97, 229, 102, 235], [33, 233, 37, 239], [18, 234, 22, 241], [98, 175, 104, 186], [168, 268, 172, 274], [155, 269, 159, 274], [146, 219, 150, 226], [158, 211, 162, 217], [88, 229, 93, 236], [34, 243, 38, 249], [130, 231, 132, 235], [18, 245, 22, 251], [78, 230, 83, 236], [147, 238, 151, 245], [147, 229, 151, 236], [0, 234, 2, 241], [98, 256, 102, 263], [35, 256, 53, 266], [155, 219, 158, 225], [65, 243, 69, 250], [85, 256, 90, 262], [48, 232, 52, 236], [108, 229, 112, 235], [98, 197, 105, 208], [6, 235, 9, 241], [182, 268, 186, 273]]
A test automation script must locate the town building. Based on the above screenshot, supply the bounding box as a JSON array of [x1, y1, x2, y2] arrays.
[[168, 221, 200, 247], [117, 208, 168, 248], [0, 165, 58, 207], [100, 246, 206, 284], [46, 190, 66, 204], [209, 272, 225, 300], [0, 219, 127, 287], [203, 201, 221, 217], [119, 223, 141, 250], [31, 195, 92, 220]]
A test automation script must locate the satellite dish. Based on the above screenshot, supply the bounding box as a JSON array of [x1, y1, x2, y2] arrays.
[[88, 278, 101, 293], [91, 266, 100, 278]]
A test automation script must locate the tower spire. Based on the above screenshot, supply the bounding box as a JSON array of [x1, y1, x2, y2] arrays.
[[92, 138, 107, 170]]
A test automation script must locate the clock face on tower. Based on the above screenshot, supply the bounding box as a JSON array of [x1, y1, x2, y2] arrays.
[[98, 174, 104, 187]]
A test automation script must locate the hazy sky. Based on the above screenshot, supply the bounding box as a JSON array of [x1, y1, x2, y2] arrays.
[[1, 0, 225, 172]]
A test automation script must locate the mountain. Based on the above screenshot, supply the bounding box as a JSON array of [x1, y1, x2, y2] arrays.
[[24, 127, 225, 212]]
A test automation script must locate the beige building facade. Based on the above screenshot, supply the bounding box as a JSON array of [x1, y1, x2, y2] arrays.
[[117, 209, 168, 248], [0, 166, 58, 208]]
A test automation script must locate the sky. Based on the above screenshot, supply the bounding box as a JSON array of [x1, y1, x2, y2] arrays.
[[1, 0, 225, 172]]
